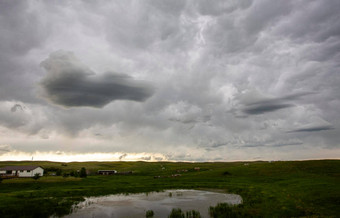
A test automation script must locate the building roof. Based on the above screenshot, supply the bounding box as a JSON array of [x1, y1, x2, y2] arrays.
[[0, 166, 42, 171]]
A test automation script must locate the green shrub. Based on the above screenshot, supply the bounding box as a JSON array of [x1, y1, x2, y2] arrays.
[[168, 208, 185, 218], [223, 171, 231, 175], [146, 209, 154, 217], [70, 171, 79, 177], [167, 209, 201, 218], [80, 167, 87, 178], [33, 173, 41, 180], [185, 210, 201, 218]]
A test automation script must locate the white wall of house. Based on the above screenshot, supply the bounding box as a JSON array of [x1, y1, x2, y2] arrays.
[[0, 167, 44, 177], [18, 167, 44, 177]]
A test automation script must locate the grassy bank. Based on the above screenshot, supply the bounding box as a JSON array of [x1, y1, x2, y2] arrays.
[[0, 160, 339, 217]]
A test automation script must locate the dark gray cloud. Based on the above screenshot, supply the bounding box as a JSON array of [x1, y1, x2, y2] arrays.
[[40, 51, 154, 108], [288, 125, 335, 133], [243, 103, 293, 115], [241, 92, 314, 115]]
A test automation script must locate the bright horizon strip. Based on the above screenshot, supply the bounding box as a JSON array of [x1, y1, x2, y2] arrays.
[[0, 151, 168, 162], [0, 150, 339, 162]]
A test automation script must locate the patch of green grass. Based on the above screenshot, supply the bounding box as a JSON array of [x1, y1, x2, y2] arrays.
[[0, 160, 339, 217], [209, 203, 246, 218], [3, 176, 81, 183]]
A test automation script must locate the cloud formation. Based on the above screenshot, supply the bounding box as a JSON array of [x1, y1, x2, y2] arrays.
[[10, 104, 24, 112], [243, 103, 293, 115], [241, 92, 314, 115], [0, 144, 11, 153], [0, 0, 339, 161], [40, 51, 154, 108], [229, 91, 313, 118], [288, 125, 335, 133]]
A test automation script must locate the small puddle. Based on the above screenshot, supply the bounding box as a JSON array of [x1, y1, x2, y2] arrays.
[[66, 189, 242, 218]]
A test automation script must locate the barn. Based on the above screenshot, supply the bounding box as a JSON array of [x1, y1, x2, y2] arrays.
[[0, 166, 44, 178]]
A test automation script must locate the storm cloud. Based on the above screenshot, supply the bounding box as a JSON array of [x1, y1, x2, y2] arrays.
[[40, 51, 154, 108], [243, 103, 293, 115], [240, 92, 314, 115], [0, 0, 339, 161], [288, 125, 335, 133]]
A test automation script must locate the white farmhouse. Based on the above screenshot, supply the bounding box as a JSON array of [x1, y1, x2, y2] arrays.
[[0, 166, 44, 177]]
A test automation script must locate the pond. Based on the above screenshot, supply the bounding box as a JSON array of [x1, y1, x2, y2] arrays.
[[66, 189, 242, 218]]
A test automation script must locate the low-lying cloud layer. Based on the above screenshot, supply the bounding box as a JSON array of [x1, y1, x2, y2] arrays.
[[40, 51, 154, 108]]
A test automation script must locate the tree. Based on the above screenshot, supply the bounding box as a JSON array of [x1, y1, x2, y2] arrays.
[[80, 167, 87, 178], [70, 171, 79, 177], [74, 171, 79, 177], [56, 169, 62, 176], [33, 173, 41, 180]]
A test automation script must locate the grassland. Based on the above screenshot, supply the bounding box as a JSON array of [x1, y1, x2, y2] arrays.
[[0, 160, 339, 217]]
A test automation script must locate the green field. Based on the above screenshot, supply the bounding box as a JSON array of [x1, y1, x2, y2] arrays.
[[0, 160, 339, 217]]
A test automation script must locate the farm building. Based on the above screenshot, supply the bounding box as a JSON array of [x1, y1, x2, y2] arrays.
[[0, 166, 44, 178], [98, 170, 117, 175]]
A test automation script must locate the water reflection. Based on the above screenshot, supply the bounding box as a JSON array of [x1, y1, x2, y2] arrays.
[[67, 189, 242, 218], [67, 190, 242, 218]]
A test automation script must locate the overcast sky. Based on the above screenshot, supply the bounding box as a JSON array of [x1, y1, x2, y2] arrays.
[[0, 0, 339, 162]]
